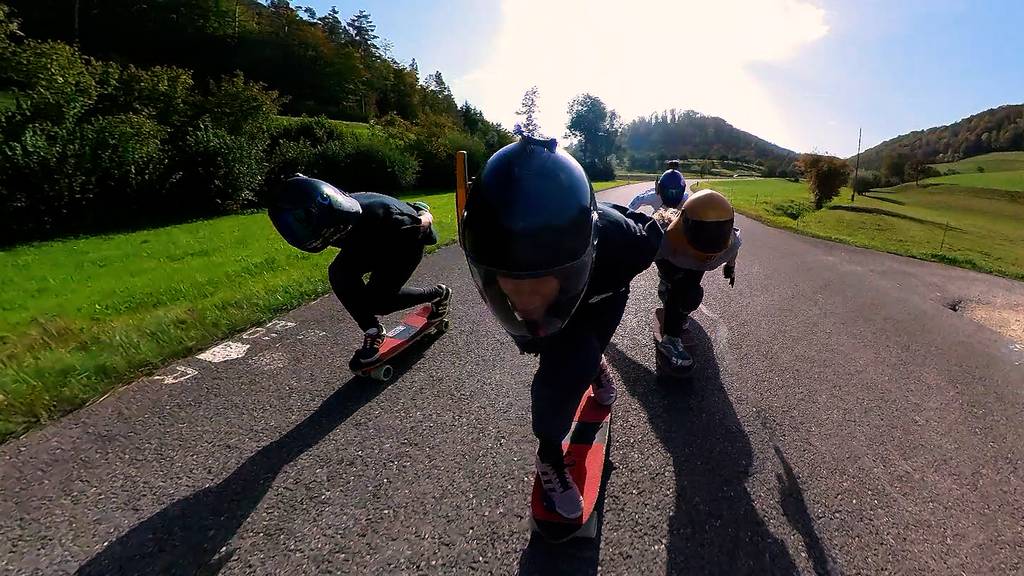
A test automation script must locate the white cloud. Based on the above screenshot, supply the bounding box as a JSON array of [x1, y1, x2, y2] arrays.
[[451, 0, 828, 152]]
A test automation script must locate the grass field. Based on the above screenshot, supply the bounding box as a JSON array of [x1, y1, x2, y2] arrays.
[[924, 171, 1024, 191], [0, 189, 456, 442], [0, 91, 15, 110], [273, 115, 371, 134], [929, 151, 1024, 174], [696, 178, 1024, 281]]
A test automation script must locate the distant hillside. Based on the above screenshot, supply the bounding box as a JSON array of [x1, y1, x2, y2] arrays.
[[855, 105, 1024, 170], [622, 110, 796, 172]]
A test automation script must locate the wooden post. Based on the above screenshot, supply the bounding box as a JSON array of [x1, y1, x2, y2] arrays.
[[455, 151, 469, 244], [851, 127, 861, 203], [939, 220, 950, 251]]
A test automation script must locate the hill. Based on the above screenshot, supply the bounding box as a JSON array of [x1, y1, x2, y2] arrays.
[[621, 110, 796, 172], [855, 105, 1024, 170]]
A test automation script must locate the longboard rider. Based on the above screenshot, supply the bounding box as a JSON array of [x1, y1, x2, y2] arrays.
[[652, 189, 741, 370], [627, 160, 689, 212], [267, 175, 451, 370], [461, 136, 662, 519]]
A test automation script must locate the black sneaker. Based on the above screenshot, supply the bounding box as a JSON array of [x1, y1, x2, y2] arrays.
[[349, 324, 386, 370], [427, 284, 451, 321]]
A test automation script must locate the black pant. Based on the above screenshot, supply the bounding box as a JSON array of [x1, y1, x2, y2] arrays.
[[531, 290, 628, 461], [328, 245, 440, 332], [656, 259, 705, 338]]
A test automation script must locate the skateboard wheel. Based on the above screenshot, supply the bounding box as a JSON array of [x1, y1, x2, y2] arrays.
[[371, 365, 394, 382], [439, 318, 450, 332]]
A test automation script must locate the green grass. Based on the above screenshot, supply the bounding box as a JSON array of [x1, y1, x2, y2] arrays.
[[0, 91, 15, 110], [273, 115, 372, 134], [0, 189, 456, 442], [696, 178, 1024, 281], [923, 170, 1024, 191], [593, 180, 629, 191], [929, 151, 1024, 174]]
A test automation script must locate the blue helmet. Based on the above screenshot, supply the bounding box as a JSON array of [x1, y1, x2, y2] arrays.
[[462, 135, 597, 339], [656, 169, 687, 208]]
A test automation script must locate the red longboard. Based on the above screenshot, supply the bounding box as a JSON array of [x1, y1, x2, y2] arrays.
[[352, 305, 449, 381], [530, 386, 611, 543]]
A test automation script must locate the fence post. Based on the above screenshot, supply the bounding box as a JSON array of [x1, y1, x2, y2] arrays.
[[939, 220, 949, 252]]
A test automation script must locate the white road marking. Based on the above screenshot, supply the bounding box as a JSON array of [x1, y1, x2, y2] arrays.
[[197, 341, 250, 363], [297, 329, 327, 340], [265, 320, 297, 331], [151, 366, 198, 384], [242, 328, 267, 339]]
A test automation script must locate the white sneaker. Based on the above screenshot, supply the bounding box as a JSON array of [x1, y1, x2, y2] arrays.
[[593, 355, 617, 406], [657, 335, 693, 370], [535, 454, 583, 519]]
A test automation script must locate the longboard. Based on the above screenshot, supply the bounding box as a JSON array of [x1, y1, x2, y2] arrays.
[[352, 304, 449, 381], [530, 386, 611, 543], [654, 307, 693, 378]]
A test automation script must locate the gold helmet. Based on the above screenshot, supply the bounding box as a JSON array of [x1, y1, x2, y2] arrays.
[[665, 190, 734, 255]]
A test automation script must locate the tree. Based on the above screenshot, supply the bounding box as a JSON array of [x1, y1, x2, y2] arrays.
[[881, 152, 909, 185], [565, 93, 620, 180], [798, 154, 851, 209], [346, 10, 379, 55], [515, 85, 540, 136]]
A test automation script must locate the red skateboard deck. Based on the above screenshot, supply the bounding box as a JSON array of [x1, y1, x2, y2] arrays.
[[530, 386, 611, 543], [352, 305, 449, 381]]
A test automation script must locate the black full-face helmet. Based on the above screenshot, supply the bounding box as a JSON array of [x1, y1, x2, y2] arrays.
[[268, 174, 362, 253], [462, 136, 597, 339]]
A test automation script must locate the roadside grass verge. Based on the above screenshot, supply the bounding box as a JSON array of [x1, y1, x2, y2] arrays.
[[0, 189, 456, 442], [696, 178, 1024, 281], [593, 180, 629, 191]]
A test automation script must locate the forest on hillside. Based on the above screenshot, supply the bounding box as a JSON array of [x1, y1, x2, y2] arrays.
[[621, 109, 796, 171], [856, 104, 1024, 171]]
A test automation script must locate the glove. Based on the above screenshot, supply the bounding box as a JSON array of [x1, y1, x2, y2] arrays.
[[723, 264, 735, 287]]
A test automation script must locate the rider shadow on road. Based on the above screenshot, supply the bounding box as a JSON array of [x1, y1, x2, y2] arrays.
[[75, 335, 442, 576], [605, 320, 799, 575]]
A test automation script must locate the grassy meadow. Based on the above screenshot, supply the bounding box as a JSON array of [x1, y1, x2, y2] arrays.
[[697, 178, 1024, 281]]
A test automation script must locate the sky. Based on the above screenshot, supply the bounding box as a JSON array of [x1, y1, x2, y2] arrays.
[[303, 0, 1024, 156]]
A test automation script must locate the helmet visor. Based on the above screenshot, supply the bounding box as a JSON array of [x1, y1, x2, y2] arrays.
[[683, 216, 734, 254], [270, 206, 352, 253], [468, 247, 594, 338], [659, 187, 685, 208]]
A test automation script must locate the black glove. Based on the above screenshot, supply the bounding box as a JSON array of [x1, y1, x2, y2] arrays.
[[723, 264, 735, 287]]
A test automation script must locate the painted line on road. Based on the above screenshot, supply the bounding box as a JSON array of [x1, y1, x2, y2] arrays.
[[151, 365, 199, 384], [197, 341, 250, 363]]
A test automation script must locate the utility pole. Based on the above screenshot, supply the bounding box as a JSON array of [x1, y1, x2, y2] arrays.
[[851, 127, 861, 203]]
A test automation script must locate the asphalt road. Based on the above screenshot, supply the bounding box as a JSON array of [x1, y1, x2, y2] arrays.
[[2, 182, 1022, 575]]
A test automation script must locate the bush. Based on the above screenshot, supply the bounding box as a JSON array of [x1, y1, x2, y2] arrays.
[[75, 113, 168, 226], [270, 116, 351, 149], [852, 171, 882, 195], [798, 153, 851, 209], [772, 199, 813, 220], [411, 128, 486, 188], [167, 122, 267, 213], [312, 133, 419, 192]]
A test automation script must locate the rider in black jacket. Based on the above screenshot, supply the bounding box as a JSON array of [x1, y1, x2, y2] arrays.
[[462, 136, 661, 519], [268, 176, 450, 370]]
